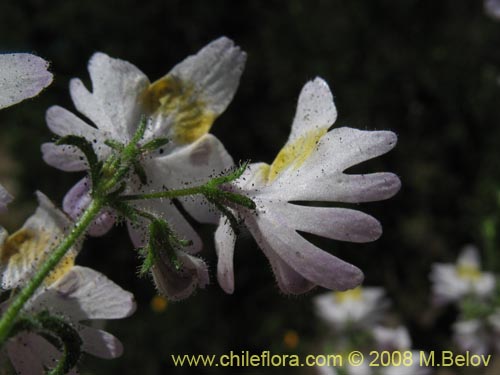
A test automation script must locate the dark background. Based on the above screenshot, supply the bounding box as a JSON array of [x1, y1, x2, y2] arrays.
[[2, 0, 500, 374]]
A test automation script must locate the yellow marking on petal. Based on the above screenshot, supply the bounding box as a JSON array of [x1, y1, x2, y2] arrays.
[[151, 295, 168, 313], [45, 253, 75, 286], [142, 75, 216, 145], [334, 286, 363, 304], [456, 264, 481, 281], [283, 330, 299, 349], [0, 228, 74, 286], [267, 127, 327, 182], [0, 229, 37, 264]]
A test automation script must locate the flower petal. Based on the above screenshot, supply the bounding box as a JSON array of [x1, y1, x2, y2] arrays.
[[265, 201, 382, 243], [289, 77, 337, 141], [63, 177, 115, 237], [152, 249, 209, 301], [167, 36, 246, 116], [0, 53, 53, 110], [75, 52, 149, 140], [31, 265, 136, 321], [0, 192, 75, 289], [277, 171, 401, 203], [41, 142, 88, 171], [215, 217, 236, 293], [264, 248, 315, 294], [145, 37, 246, 144], [246, 208, 364, 292], [0, 184, 13, 213], [485, 0, 500, 20], [79, 326, 124, 359], [7, 332, 75, 375]]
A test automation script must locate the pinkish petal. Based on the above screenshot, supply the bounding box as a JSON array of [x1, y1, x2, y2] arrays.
[[79, 326, 123, 359], [215, 217, 236, 293], [247, 210, 364, 291], [0, 53, 53, 109], [41, 142, 88, 172], [152, 250, 209, 301], [63, 177, 115, 237], [31, 266, 136, 321]]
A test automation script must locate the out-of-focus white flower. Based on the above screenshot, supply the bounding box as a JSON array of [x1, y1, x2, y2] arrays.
[[430, 245, 495, 305], [372, 326, 430, 375], [452, 310, 500, 355], [452, 319, 490, 355], [0, 53, 53, 110], [485, 0, 500, 20], [0, 194, 135, 374], [0, 184, 13, 213], [215, 77, 400, 294], [43, 37, 246, 299], [372, 326, 412, 351], [314, 286, 388, 329], [0, 192, 77, 289]]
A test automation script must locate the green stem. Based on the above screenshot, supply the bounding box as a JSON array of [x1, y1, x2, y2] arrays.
[[121, 186, 207, 201], [0, 198, 104, 346]]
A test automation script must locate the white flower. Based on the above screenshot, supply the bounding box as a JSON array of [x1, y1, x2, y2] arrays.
[[0, 192, 77, 289], [314, 286, 388, 329], [452, 319, 490, 355], [430, 245, 495, 305], [5, 266, 136, 374], [215, 77, 401, 294], [372, 326, 412, 351], [0, 184, 13, 213], [485, 0, 500, 20], [0, 194, 135, 374], [0, 53, 53, 110], [42, 37, 246, 299]]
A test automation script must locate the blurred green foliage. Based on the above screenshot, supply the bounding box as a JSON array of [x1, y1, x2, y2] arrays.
[[2, 0, 500, 374]]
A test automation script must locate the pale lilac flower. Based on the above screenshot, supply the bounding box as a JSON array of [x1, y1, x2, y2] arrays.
[[430, 245, 495, 305], [452, 319, 490, 355], [485, 0, 500, 20], [42, 37, 245, 299], [314, 286, 388, 329], [6, 266, 136, 374], [0, 192, 77, 289], [0, 184, 13, 213], [0, 195, 135, 374], [372, 326, 412, 351], [451, 312, 500, 355], [0, 53, 53, 109], [215, 78, 400, 294]]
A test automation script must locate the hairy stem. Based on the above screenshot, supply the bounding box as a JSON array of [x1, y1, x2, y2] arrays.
[[0, 198, 104, 346], [121, 185, 207, 201]]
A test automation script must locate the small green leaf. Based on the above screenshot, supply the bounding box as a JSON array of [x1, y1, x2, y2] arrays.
[[131, 115, 148, 144], [133, 160, 148, 185], [104, 139, 125, 151], [141, 137, 170, 153]]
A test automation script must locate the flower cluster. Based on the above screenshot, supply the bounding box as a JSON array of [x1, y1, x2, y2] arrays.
[[430, 245, 500, 355], [0, 37, 401, 373], [314, 286, 429, 375], [42, 37, 400, 300]]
